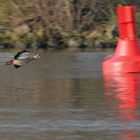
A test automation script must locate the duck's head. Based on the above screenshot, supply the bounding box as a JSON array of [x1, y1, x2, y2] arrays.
[[33, 54, 42, 59]]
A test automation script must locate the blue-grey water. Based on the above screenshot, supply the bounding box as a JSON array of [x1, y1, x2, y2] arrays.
[[0, 51, 140, 140]]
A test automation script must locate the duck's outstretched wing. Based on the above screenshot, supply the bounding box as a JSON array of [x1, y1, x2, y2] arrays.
[[14, 50, 30, 60]]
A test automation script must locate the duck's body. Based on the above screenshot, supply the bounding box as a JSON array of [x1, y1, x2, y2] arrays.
[[5, 50, 41, 68]]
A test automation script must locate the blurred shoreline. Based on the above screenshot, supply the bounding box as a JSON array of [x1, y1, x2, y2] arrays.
[[0, 1, 139, 51]]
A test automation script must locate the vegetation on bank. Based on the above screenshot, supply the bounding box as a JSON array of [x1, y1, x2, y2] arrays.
[[0, 0, 140, 50]]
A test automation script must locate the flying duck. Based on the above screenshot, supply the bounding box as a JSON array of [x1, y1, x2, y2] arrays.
[[5, 50, 42, 68]]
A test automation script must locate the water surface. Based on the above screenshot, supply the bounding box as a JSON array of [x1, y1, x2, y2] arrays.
[[0, 51, 140, 140]]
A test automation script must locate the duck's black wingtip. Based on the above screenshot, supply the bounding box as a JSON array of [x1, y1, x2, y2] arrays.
[[14, 65, 22, 68]]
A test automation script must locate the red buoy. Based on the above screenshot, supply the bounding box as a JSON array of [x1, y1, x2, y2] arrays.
[[103, 6, 140, 74]]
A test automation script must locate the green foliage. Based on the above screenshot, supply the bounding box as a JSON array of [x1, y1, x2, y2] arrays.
[[114, 0, 127, 5], [15, 0, 31, 4], [114, 0, 140, 6], [0, 0, 9, 21], [0, 33, 14, 47], [20, 33, 35, 44], [0, 0, 140, 49]]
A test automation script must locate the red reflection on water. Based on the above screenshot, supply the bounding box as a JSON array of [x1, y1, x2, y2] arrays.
[[103, 73, 140, 139], [104, 74, 140, 111], [121, 129, 138, 140]]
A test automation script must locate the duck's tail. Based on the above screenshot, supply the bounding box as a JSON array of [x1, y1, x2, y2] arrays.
[[5, 60, 13, 65]]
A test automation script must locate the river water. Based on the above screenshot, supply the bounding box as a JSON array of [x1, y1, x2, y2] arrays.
[[0, 51, 140, 140]]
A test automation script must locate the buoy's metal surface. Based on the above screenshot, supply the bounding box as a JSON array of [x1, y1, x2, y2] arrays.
[[103, 6, 140, 74]]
